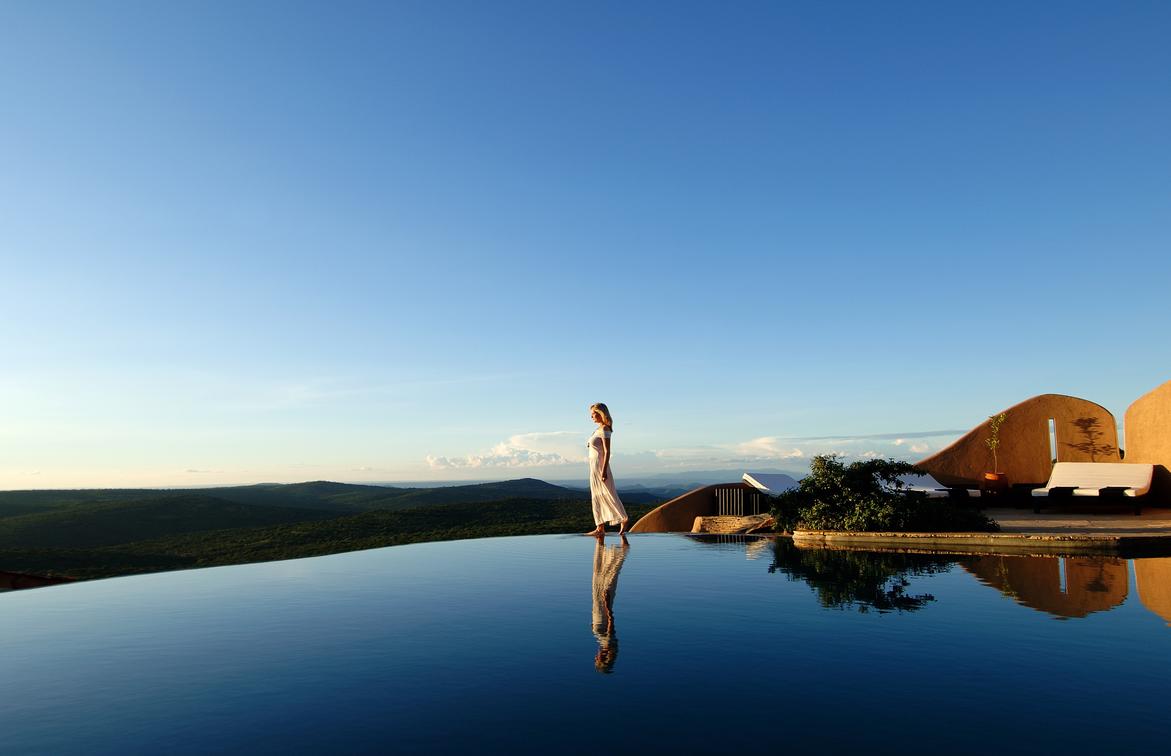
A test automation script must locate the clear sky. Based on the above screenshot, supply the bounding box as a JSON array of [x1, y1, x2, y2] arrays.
[[3, 1, 1169, 489]]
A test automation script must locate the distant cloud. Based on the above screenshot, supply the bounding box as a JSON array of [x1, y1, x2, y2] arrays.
[[185, 468, 218, 474], [649, 439, 806, 470], [426, 431, 585, 470], [893, 438, 933, 454], [733, 437, 806, 460], [426, 428, 962, 475], [644, 428, 961, 472], [800, 430, 965, 442]]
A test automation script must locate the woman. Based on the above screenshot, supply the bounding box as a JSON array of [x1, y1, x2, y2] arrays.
[[585, 402, 629, 537]]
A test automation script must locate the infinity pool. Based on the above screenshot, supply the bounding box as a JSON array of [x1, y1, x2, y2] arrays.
[[3, 534, 1170, 754]]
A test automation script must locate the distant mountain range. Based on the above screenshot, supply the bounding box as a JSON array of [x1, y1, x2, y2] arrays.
[[380, 469, 797, 501], [552, 468, 799, 496]]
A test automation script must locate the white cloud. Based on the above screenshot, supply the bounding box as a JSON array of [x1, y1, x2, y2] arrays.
[[427, 431, 586, 470], [733, 437, 806, 460], [425, 429, 959, 476], [642, 439, 808, 471]]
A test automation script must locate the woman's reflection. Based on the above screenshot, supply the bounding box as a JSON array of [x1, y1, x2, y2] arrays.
[[591, 534, 629, 674]]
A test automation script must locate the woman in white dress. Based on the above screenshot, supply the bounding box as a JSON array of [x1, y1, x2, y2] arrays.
[[584, 402, 629, 537]]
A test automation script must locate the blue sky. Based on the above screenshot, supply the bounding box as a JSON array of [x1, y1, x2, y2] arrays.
[[3, 1, 1169, 488]]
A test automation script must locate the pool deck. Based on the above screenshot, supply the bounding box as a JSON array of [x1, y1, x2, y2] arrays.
[[792, 507, 1171, 556]]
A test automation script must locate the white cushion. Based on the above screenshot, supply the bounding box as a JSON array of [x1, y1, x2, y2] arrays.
[[1031, 462, 1153, 497]]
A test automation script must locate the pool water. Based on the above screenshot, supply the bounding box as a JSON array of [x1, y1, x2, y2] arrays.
[[3, 534, 1170, 754]]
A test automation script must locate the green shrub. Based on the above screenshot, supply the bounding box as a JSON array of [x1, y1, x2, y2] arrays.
[[771, 455, 998, 533]]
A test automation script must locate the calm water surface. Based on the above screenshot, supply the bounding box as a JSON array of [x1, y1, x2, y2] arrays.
[[3, 534, 1170, 754]]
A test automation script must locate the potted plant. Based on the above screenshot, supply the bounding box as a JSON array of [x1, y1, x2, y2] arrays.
[[983, 412, 1008, 491]]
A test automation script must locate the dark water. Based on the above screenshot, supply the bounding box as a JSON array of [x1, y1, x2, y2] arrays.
[[3, 534, 1170, 755]]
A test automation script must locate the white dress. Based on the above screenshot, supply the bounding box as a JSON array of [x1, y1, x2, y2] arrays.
[[588, 426, 628, 526]]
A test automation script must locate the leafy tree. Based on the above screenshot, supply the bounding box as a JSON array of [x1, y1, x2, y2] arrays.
[[771, 455, 998, 533]]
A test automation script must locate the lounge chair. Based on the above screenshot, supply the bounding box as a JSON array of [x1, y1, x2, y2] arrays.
[[896, 473, 981, 499], [1031, 462, 1154, 514], [742, 472, 798, 496]]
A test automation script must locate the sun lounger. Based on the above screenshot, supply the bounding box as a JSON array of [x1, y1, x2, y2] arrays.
[[897, 474, 981, 499], [742, 472, 798, 496], [1031, 462, 1154, 514]]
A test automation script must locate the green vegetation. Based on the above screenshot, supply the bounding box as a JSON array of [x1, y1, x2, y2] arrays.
[[986, 412, 1007, 473], [0, 481, 657, 581], [769, 539, 955, 613], [770, 455, 999, 533], [0, 494, 336, 549]]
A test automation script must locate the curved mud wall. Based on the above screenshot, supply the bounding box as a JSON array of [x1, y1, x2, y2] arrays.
[[917, 394, 1120, 488], [630, 483, 750, 533], [1135, 557, 1171, 626], [1123, 380, 1171, 500]]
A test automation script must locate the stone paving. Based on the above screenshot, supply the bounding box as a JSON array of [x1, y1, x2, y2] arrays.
[[991, 507, 1171, 536], [791, 507, 1171, 556]]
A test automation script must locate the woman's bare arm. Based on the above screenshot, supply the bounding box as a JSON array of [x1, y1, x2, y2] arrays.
[[601, 433, 612, 481]]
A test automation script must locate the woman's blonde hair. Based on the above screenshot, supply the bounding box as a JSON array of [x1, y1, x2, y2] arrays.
[[590, 403, 614, 428]]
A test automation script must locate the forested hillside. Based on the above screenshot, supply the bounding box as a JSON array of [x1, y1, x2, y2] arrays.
[[0, 479, 661, 581]]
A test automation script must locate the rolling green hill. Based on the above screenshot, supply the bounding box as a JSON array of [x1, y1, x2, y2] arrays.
[[0, 478, 660, 518], [0, 494, 336, 549], [182, 481, 409, 513], [0, 479, 662, 581], [0, 488, 183, 519], [358, 478, 578, 508]]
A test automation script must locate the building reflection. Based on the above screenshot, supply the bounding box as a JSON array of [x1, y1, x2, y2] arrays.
[[960, 555, 1128, 619], [1135, 557, 1171, 626]]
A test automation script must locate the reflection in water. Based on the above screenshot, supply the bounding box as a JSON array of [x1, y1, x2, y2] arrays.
[[960, 556, 1128, 619], [591, 535, 629, 674], [0, 571, 71, 592], [685, 534, 773, 560], [1136, 558, 1171, 626], [769, 540, 954, 613]]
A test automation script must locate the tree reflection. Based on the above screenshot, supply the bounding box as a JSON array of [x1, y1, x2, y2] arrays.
[[769, 540, 955, 613]]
